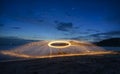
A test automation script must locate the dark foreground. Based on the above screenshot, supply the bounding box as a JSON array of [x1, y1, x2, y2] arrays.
[[0, 52, 120, 74]]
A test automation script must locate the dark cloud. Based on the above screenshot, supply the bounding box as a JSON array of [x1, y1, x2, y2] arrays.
[[7, 15, 45, 25], [56, 22, 73, 31], [56, 22, 79, 31], [87, 29, 100, 32], [61, 31, 120, 42], [74, 26, 80, 29], [56, 22, 81, 36], [12, 27, 21, 29], [0, 24, 4, 27], [60, 36, 91, 42], [90, 31, 120, 37], [0, 36, 22, 40], [38, 19, 44, 22], [79, 32, 90, 34], [89, 31, 120, 41], [54, 20, 59, 23]]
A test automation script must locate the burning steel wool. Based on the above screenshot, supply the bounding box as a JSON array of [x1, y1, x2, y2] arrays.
[[0, 40, 114, 58], [48, 41, 71, 48]]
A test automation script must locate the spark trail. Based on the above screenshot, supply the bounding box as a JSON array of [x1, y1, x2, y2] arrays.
[[0, 40, 115, 58]]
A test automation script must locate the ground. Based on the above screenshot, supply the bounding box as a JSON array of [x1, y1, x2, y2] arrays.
[[0, 51, 120, 74]]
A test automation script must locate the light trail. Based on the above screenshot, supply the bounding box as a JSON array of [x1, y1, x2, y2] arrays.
[[0, 51, 116, 58], [48, 40, 71, 48], [0, 40, 116, 59]]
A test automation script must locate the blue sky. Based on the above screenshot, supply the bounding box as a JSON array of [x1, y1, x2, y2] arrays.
[[0, 0, 120, 42]]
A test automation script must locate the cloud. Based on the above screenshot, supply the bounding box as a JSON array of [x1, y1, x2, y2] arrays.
[[56, 22, 80, 36], [38, 19, 44, 22], [56, 22, 79, 32], [54, 20, 59, 24], [20, 18, 45, 24], [87, 29, 100, 32], [88, 31, 120, 41], [91, 31, 120, 36], [61, 31, 120, 42], [60, 36, 92, 42], [0, 24, 4, 27], [56, 22, 73, 31], [12, 27, 21, 29]]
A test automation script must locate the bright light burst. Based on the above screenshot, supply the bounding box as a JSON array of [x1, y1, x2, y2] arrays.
[[0, 40, 115, 58]]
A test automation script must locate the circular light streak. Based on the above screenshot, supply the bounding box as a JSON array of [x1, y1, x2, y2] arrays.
[[48, 41, 71, 48]]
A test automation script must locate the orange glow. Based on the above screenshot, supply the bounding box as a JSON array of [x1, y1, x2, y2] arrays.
[[0, 40, 116, 59], [0, 51, 116, 58], [48, 40, 71, 48]]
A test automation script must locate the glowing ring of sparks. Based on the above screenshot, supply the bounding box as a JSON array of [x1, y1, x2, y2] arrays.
[[48, 41, 71, 48]]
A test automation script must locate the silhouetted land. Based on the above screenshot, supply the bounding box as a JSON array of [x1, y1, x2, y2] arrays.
[[0, 52, 120, 74], [95, 38, 120, 47]]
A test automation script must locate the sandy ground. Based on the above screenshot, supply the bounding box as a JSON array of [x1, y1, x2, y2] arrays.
[[0, 51, 120, 74]]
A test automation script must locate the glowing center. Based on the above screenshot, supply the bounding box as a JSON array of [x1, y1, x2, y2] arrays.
[[48, 41, 71, 48]]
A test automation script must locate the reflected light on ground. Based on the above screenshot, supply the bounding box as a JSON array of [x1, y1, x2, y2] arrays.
[[0, 40, 116, 58]]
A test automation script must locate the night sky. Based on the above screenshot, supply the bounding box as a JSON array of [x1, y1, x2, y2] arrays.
[[0, 0, 120, 42]]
